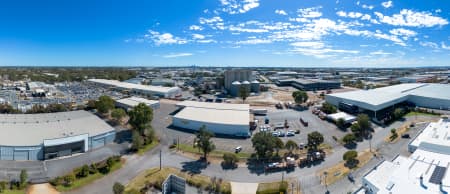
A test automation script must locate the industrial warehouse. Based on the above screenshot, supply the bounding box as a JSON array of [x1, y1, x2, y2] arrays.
[[115, 96, 160, 111], [0, 110, 115, 161], [362, 117, 450, 194], [325, 83, 450, 121], [172, 101, 250, 137], [88, 79, 182, 98]]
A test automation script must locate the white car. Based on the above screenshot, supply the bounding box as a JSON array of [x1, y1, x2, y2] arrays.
[[235, 146, 242, 153]]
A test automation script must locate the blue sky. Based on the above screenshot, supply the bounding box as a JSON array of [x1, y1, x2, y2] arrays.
[[0, 0, 449, 67]]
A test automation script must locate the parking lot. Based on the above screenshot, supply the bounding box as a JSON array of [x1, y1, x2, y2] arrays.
[[152, 101, 347, 155]]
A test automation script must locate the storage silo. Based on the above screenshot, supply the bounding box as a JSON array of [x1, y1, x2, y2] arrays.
[[250, 80, 260, 93], [241, 81, 251, 94], [230, 81, 241, 96]]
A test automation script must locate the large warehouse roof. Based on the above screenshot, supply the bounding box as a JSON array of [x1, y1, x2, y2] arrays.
[[174, 101, 250, 125], [327, 83, 450, 111], [116, 97, 159, 108], [88, 79, 180, 94], [0, 110, 114, 146]]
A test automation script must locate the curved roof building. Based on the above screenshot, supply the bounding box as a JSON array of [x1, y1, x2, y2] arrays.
[[0, 110, 115, 160]]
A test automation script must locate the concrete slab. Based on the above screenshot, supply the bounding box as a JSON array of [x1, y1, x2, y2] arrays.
[[230, 182, 258, 194]]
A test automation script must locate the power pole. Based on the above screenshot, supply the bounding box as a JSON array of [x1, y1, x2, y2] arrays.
[[159, 149, 162, 170]]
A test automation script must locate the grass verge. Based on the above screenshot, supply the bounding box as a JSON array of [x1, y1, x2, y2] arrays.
[[1, 190, 25, 194], [318, 149, 373, 185], [55, 161, 123, 192], [125, 167, 231, 194], [256, 181, 288, 194], [175, 143, 251, 159], [137, 140, 159, 155]]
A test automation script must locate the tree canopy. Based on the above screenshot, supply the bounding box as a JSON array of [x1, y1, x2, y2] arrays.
[[292, 90, 308, 104], [307, 131, 324, 150], [251, 132, 283, 160], [238, 85, 250, 102], [128, 103, 153, 133], [96, 96, 115, 114], [320, 102, 337, 114], [194, 126, 216, 160]]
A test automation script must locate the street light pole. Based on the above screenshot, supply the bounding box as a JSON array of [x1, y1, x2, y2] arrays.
[[323, 171, 328, 193], [159, 149, 162, 170]]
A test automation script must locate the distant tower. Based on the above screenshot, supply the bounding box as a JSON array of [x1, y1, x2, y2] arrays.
[[224, 69, 252, 90]]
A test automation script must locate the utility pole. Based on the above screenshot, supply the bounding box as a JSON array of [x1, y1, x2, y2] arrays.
[[323, 171, 328, 193], [159, 149, 162, 170]]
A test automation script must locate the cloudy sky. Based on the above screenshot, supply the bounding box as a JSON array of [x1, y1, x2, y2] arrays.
[[0, 0, 449, 67]]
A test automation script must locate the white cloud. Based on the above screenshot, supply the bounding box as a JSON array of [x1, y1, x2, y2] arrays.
[[362, 4, 374, 10], [441, 42, 450, 50], [298, 7, 322, 18], [370, 50, 392, 55], [381, 1, 393, 8], [236, 39, 272, 44], [374, 9, 448, 27], [220, 0, 259, 14], [189, 25, 203, 31], [163, 53, 193, 58], [336, 11, 363, 18], [192, 34, 205, 39], [146, 30, 187, 45], [290, 41, 325, 49], [199, 16, 223, 24], [275, 9, 287, 15], [419, 41, 438, 49], [389, 28, 417, 37]]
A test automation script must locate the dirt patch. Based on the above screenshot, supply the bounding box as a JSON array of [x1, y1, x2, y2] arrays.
[[28, 183, 60, 194], [231, 182, 259, 194]]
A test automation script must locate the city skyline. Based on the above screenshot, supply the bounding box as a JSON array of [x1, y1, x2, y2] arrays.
[[0, 0, 449, 67]]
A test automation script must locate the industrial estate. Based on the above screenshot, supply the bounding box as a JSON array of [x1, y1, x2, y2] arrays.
[[0, 67, 448, 194]]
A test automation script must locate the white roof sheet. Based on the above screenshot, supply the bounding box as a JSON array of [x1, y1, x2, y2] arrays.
[[116, 97, 159, 107], [174, 101, 250, 125], [327, 83, 450, 110], [88, 79, 180, 94], [173, 107, 249, 126], [176, 101, 250, 111], [0, 110, 114, 146]]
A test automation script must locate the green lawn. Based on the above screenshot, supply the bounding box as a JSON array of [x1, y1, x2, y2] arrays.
[[55, 161, 122, 192], [1, 190, 25, 194], [256, 181, 288, 194], [405, 111, 440, 117], [137, 140, 159, 155], [176, 143, 251, 159]]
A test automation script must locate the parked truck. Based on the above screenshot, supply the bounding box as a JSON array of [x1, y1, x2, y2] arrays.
[[251, 108, 268, 115], [265, 157, 297, 171]]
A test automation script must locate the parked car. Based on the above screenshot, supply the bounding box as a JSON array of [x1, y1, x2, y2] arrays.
[[401, 134, 410, 138], [235, 146, 242, 153], [286, 131, 295, 136], [265, 117, 270, 124], [278, 131, 286, 137], [272, 131, 280, 137]]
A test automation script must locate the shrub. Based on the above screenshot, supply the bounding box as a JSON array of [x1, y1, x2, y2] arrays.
[[0, 181, 7, 192], [78, 165, 90, 178], [222, 153, 239, 167], [63, 173, 76, 187], [49, 176, 64, 186], [113, 182, 125, 194]]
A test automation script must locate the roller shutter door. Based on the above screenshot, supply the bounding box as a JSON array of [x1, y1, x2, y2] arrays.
[[13, 150, 28, 161], [0, 147, 13, 160], [91, 138, 105, 149]]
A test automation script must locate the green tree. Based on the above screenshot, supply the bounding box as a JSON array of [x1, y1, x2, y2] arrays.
[[336, 118, 346, 129], [357, 114, 371, 136], [350, 123, 362, 136], [342, 134, 356, 145], [113, 182, 125, 194], [343, 150, 358, 168], [307, 131, 324, 150], [390, 128, 398, 141], [292, 90, 308, 104], [238, 85, 249, 103], [320, 102, 337, 114], [194, 126, 216, 160], [285, 140, 298, 154], [251, 132, 275, 160], [128, 103, 153, 134], [131, 130, 144, 150], [20, 169, 27, 189], [222, 153, 239, 167], [111, 108, 126, 124], [86, 100, 97, 110], [274, 137, 284, 155], [78, 165, 90, 178], [63, 173, 76, 186], [96, 96, 115, 114], [393, 108, 404, 119]]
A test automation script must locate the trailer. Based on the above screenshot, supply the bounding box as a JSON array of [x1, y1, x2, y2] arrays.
[[251, 108, 268, 115]]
